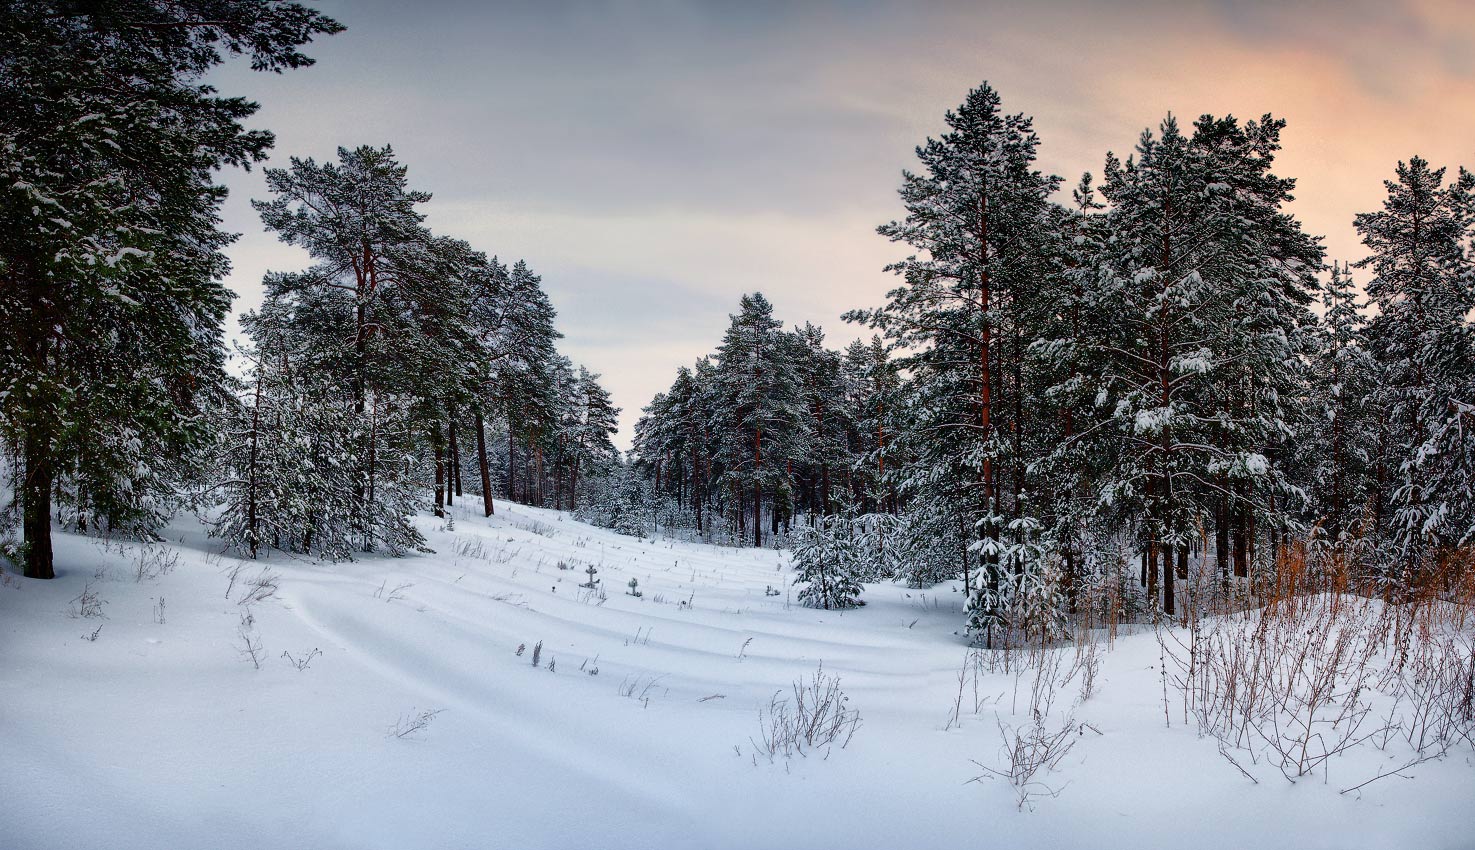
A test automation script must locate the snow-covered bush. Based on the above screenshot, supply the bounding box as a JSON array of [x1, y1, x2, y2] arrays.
[[891, 503, 967, 588], [968, 514, 1070, 647], [849, 512, 905, 583], [575, 464, 651, 537], [792, 516, 865, 610], [209, 348, 426, 561]]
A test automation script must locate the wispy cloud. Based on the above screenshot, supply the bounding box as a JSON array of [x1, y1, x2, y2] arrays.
[[210, 0, 1475, 445]]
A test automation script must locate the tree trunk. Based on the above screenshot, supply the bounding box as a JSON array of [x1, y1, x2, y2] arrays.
[[449, 414, 463, 498], [364, 394, 378, 552], [753, 477, 763, 548], [507, 429, 517, 504], [476, 409, 493, 516], [692, 436, 703, 533], [960, 510, 971, 595], [752, 427, 763, 548], [978, 186, 998, 571], [353, 291, 369, 534], [1147, 539, 1160, 615], [245, 375, 262, 559], [535, 444, 544, 506], [445, 419, 456, 508], [432, 424, 446, 518], [1215, 494, 1230, 584], [1163, 543, 1177, 617], [1011, 319, 1024, 519], [1233, 501, 1249, 579], [22, 427, 55, 579]]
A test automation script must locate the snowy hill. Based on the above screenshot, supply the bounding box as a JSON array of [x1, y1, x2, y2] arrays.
[[2, 501, 1470, 850]]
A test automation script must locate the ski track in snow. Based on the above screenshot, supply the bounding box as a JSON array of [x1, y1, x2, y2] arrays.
[[2, 499, 1472, 850]]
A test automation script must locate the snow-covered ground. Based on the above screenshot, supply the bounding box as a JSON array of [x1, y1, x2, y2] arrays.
[[2, 500, 1471, 850]]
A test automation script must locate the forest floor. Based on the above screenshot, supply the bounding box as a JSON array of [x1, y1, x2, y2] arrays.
[[1, 499, 1471, 849]]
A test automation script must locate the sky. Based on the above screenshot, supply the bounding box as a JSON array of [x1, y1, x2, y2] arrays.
[[208, 0, 1475, 448]]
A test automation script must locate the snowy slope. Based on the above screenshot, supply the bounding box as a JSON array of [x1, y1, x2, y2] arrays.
[[1, 500, 1470, 850]]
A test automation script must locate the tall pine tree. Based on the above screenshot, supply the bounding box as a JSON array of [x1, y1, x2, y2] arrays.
[[0, 0, 340, 578]]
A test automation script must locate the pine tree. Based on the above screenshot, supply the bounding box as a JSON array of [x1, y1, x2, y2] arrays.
[[1299, 263, 1380, 547], [468, 255, 560, 515], [490, 261, 563, 507], [1357, 157, 1475, 577], [968, 511, 1068, 646], [633, 363, 716, 535], [244, 147, 519, 555], [548, 362, 619, 510], [222, 301, 425, 560], [1028, 173, 1107, 606], [841, 336, 901, 516], [211, 343, 293, 559], [793, 323, 848, 519], [253, 145, 430, 541], [712, 293, 808, 547], [851, 81, 1061, 609], [0, 1, 341, 578], [1065, 113, 1322, 612]]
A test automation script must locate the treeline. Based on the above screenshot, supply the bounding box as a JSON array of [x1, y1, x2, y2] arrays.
[[215, 145, 619, 560], [626, 83, 1475, 637], [0, 2, 618, 576], [625, 299, 897, 547]]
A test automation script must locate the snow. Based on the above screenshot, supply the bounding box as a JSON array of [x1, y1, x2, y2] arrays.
[[103, 247, 148, 267], [2, 501, 1471, 850], [1171, 349, 1213, 375], [1132, 404, 1172, 435], [99, 286, 140, 307]]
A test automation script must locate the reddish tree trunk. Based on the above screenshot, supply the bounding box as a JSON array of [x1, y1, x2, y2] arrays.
[[432, 425, 446, 518], [476, 409, 493, 516], [977, 185, 998, 567]]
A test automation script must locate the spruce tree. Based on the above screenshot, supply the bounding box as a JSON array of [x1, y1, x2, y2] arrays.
[[793, 516, 865, 610]]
